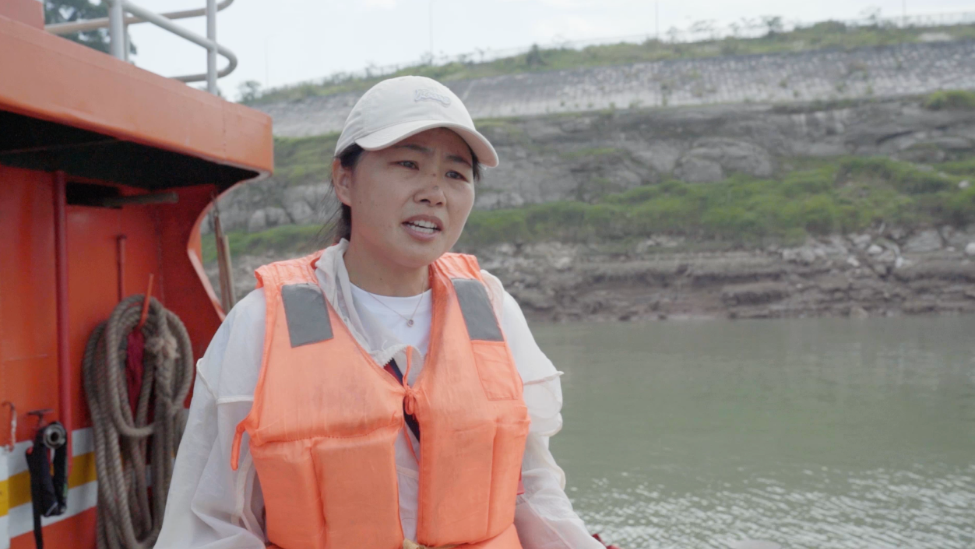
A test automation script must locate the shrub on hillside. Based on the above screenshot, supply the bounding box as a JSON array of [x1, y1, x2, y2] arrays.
[[273, 134, 341, 187], [201, 224, 323, 263], [937, 158, 975, 176], [216, 155, 975, 256], [459, 156, 970, 248], [780, 167, 834, 196], [923, 90, 975, 111], [838, 157, 954, 193], [945, 186, 975, 226]]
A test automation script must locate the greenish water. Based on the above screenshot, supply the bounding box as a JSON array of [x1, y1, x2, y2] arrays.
[[534, 317, 975, 549]]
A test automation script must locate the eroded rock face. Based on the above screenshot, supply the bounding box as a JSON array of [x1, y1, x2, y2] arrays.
[[247, 207, 291, 233], [675, 156, 724, 183], [481, 243, 975, 321], [721, 282, 791, 306], [209, 231, 975, 320], [283, 184, 329, 225], [211, 96, 975, 234], [679, 138, 775, 181], [904, 229, 944, 253], [941, 225, 975, 249]]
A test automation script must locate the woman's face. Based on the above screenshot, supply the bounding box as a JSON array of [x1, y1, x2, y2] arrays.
[[333, 128, 476, 271]]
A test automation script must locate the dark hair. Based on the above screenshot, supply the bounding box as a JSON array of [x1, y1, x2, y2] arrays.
[[324, 141, 482, 244], [324, 144, 365, 244]]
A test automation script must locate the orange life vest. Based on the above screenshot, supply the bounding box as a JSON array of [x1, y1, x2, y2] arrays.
[[230, 251, 530, 549]]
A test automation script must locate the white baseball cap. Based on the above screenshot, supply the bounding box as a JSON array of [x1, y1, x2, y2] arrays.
[[334, 75, 499, 168]]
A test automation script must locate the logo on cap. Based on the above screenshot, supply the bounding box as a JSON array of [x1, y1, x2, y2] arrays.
[[414, 89, 451, 107]]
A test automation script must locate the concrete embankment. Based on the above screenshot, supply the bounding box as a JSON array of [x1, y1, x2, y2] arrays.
[[256, 40, 975, 138]]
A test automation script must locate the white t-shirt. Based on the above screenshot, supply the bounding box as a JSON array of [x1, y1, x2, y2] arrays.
[[349, 283, 432, 377], [348, 283, 431, 486]]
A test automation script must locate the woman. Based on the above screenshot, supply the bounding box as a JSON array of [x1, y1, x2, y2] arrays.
[[156, 76, 606, 549]]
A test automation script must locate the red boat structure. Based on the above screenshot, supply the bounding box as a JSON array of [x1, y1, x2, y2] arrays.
[[0, 0, 272, 546], [0, 2, 628, 547]]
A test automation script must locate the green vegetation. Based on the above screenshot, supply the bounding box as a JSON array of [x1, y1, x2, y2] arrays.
[[923, 90, 975, 111], [938, 158, 975, 175], [202, 224, 325, 264], [212, 155, 975, 258], [273, 133, 340, 187], [245, 21, 975, 105], [458, 156, 975, 248]]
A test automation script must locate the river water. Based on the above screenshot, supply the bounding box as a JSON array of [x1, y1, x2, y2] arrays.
[[534, 317, 975, 549]]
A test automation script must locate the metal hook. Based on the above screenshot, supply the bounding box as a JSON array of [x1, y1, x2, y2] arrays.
[[2, 401, 15, 452], [27, 408, 53, 430], [26, 409, 66, 450]]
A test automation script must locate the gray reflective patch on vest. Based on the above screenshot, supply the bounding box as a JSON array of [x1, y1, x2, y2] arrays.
[[281, 283, 333, 347], [452, 278, 503, 342]]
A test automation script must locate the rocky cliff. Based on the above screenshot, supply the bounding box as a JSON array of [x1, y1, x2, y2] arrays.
[[209, 95, 975, 234], [467, 229, 975, 321], [202, 40, 975, 320], [208, 226, 975, 321]]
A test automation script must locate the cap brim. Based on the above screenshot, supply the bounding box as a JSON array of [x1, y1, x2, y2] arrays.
[[356, 120, 499, 168]]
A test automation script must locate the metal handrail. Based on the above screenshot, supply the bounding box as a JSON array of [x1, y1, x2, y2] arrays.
[[119, 0, 237, 88], [46, 0, 236, 93], [44, 0, 234, 35]]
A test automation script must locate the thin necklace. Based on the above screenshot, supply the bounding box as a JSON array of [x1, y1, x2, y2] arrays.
[[364, 289, 426, 327]]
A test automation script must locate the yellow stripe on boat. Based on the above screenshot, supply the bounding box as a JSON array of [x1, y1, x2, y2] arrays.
[[1, 452, 97, 516]]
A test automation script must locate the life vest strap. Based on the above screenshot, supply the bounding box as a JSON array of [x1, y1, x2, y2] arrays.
[[231, 420, 245, 471], [386, 359, 421, 442]]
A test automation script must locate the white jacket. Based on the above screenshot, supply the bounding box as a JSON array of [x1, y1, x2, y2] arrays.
[[155, 241, 603, 548]]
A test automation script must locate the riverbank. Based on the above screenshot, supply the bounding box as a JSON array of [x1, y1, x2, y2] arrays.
[[467, 233, 975, 321], [203, 92, 975, 320], [207, 225, 975, 321]]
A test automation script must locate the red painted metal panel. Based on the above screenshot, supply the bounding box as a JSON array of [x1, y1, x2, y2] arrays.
[[0, 166, 58, 445], [53, 172, 72, 462], [155, 184, 225, 362], [0, 9, 275, 545], [0, 15, 273, 178], [10, 508, 97, 549], [65, 200, 166, 432], [0, 0, 43, 29], [1, 165, 228, 547]]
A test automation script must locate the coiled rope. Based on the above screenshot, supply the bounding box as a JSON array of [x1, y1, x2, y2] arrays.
[[82, 294, 194, 549]]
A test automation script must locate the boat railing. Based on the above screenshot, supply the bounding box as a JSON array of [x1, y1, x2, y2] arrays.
[[44, 0, 237, 94]]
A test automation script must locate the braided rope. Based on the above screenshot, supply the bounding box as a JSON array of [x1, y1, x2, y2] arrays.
[[82, 295, 194, 549]]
